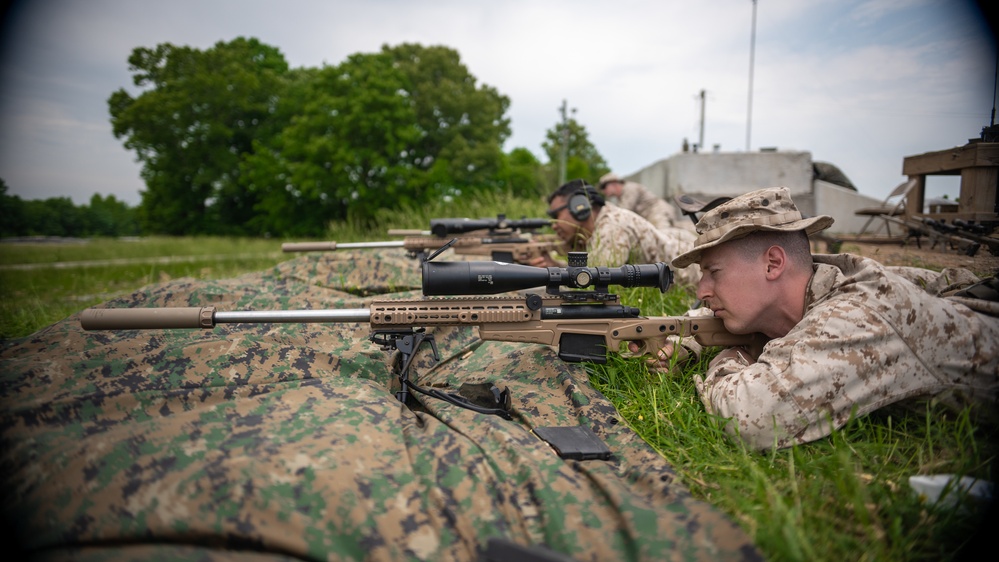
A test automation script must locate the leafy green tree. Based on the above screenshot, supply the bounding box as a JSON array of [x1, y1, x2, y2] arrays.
[[0, 179, 139, 237], [0, 180, 28, 237], [108, 37, 291, 234], [541, 117, 610, 188], [110, 39, 512, 236], [18, 197, 82, 237], [383, 44, 511, 198], [496, 148, 547, 199], [242, 43, 512, 234], [86, 194, 139, 236], [241, 55, 421, 235]]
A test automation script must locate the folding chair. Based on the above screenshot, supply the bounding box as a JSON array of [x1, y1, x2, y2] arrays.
[[853, 178, 919, 239]]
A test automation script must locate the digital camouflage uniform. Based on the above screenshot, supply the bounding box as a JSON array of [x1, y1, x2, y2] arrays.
[[609, 181, 680, 232], [695, 253, 999, 450], [0, 250, 759, 561], [588, 204, 700, 287]]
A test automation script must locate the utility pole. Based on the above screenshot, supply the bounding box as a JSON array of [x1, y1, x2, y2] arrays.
[[559, 100, 569, 185], [746, 0, 758, 151], [697, 89, 706, 152]]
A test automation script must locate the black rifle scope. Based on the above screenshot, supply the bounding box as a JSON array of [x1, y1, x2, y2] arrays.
[[430, 215, 552, 237], [422, 253, 673, 296]]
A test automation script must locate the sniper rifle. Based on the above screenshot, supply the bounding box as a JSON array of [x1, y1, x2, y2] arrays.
[[282, 214, 560, 263], [80, 252, 756, 418]]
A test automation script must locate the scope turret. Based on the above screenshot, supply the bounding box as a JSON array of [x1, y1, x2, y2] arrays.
[[422, 254, 672, 296]]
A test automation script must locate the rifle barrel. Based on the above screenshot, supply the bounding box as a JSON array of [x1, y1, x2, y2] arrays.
[[282, 241, 405, 252], [81, 306, 372, 330], [215, 309, 371, 324]]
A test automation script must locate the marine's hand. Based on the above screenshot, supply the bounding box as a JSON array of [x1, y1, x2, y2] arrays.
[[709, 346, 754, 368], [628, 338, 689, 374], [527, 253, 559, 268]]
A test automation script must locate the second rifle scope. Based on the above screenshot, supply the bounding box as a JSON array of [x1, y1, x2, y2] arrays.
[[430, 216, 552, 237]]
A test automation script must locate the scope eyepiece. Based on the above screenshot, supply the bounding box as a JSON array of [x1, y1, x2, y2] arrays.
[[422, 260, 673, 296]]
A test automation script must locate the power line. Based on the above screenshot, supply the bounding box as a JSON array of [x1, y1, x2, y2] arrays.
[[746, 0, 758, 152]]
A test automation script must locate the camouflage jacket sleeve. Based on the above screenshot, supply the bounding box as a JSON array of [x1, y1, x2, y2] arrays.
[[694, 256, 999, 450], [616, 183, 642, 213], [587, 206, 653, 266], [619, 183, 678, 230]]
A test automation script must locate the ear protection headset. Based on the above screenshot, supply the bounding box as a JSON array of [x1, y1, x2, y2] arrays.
[[565, 185, 604, 221]]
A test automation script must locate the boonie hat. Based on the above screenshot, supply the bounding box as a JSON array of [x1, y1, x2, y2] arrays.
[[598, 172, 623, 189], [671, 186, 834, 268]]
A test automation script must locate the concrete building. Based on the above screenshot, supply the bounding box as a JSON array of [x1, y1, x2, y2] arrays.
[[626, 149, 885, 235]]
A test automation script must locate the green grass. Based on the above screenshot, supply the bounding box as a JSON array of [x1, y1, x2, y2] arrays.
[[0, 236, 288, 338], [1, 193, 995, 561]]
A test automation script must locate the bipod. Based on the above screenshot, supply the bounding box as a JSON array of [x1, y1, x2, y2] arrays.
[[369, 328, 512, 419]]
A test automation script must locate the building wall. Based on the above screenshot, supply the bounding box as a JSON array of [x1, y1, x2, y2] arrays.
[[626, 150, 885, 235], [813, 180, 884, 234]]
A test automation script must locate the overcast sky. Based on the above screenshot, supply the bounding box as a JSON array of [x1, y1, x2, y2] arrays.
[[0, 0, 995, 207]]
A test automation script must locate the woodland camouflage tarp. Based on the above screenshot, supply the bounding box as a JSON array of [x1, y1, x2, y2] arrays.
[[0, 250, 760, 561]]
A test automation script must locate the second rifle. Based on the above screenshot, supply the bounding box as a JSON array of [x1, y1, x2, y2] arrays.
[[282, 214, 562, 263]]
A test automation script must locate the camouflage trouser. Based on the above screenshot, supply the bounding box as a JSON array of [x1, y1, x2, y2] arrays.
[[0, 253, 759, 561]]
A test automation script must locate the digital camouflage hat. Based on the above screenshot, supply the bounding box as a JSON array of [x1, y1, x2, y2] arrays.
[[671, 186, 834, 268]]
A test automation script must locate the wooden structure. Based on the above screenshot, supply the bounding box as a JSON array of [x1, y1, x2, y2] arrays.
[[841, 141, 999, 255], [902, 141, 999, 224]]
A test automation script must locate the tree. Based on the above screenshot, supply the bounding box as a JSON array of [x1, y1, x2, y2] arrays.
[[0, 179, 27, 237], [240, 55, 422, 235], [496, 148, 547, 199], [18, 197, 83, 237], [383, 44, 511, 198], [108, 37, 291, 234], [540, 117, 610, 187], [109, 39, 513, 236], [241, 43, 513, 234], [86, 194, 139, 237]]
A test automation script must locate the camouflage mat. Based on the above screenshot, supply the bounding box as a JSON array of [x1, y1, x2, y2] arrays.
[[0, 254, 759, 561], [275, 248, 425, 293]]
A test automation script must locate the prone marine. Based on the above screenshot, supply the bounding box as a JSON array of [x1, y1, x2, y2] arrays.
[[530, 179, 700, 286], [639, 186, 999, 450]]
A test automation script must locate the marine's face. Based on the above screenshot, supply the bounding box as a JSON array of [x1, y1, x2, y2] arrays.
[[547, 195, 587, 249], [600, 181, 623, 198], [695, 242, 770, 334]]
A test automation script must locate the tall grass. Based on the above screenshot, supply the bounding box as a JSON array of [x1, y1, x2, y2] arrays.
[[1, 192, 995, 561]]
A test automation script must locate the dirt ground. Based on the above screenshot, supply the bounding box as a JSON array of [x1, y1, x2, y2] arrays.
[[818, 237, 999, 279]]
